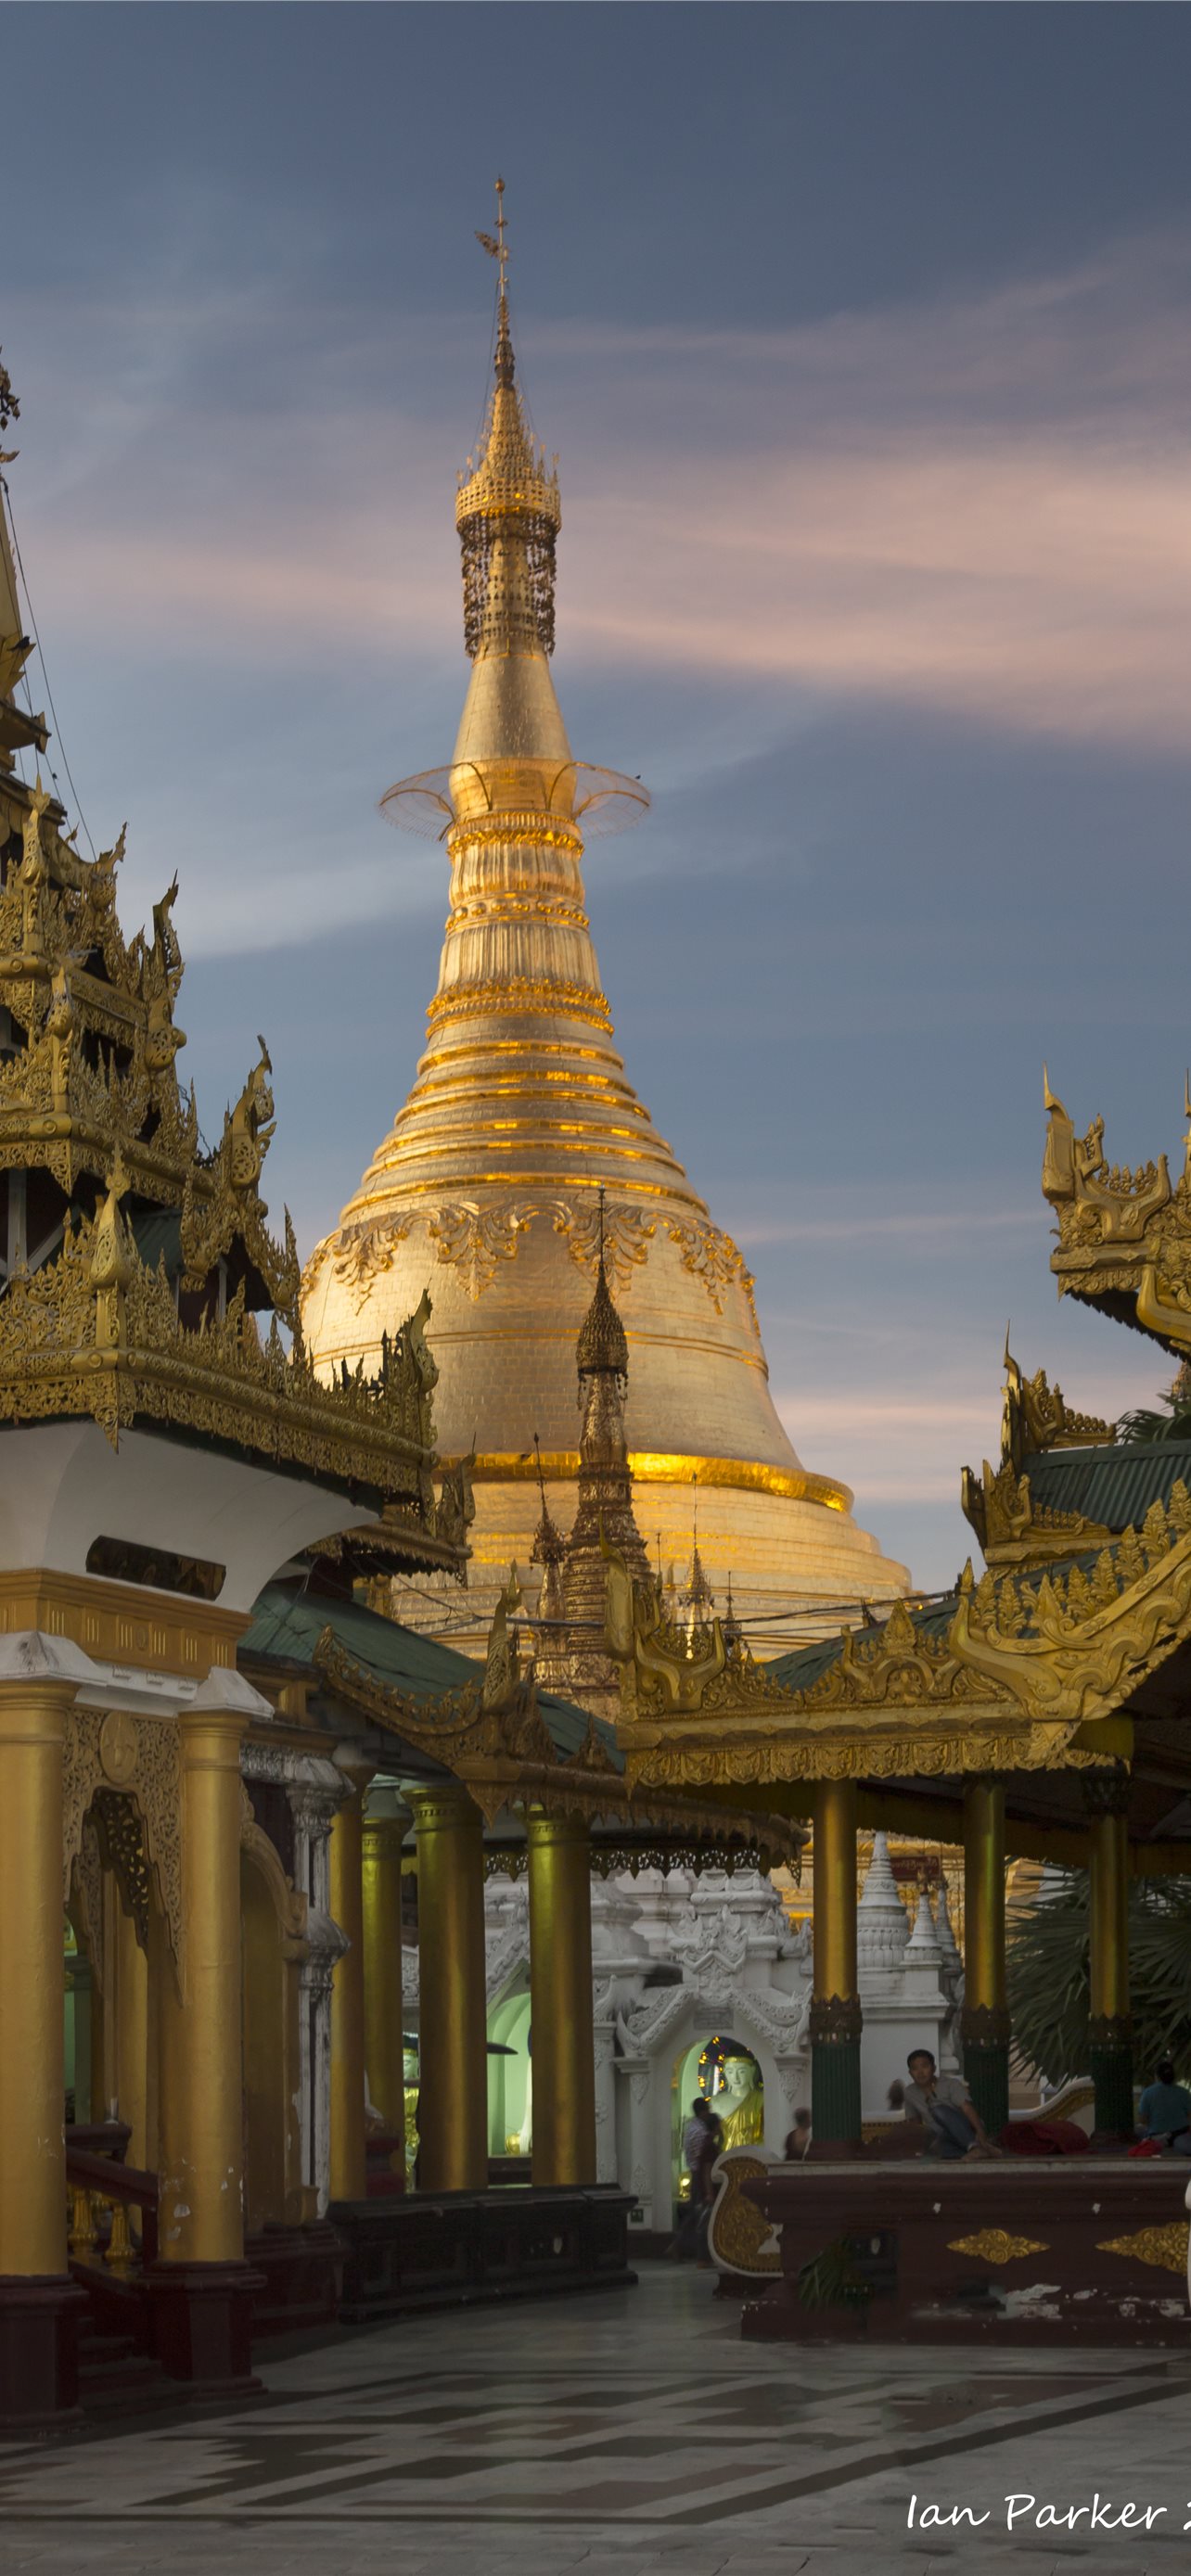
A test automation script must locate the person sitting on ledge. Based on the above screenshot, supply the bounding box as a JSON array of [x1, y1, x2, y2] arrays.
[[1137, 2058, 1191, 2154], [785, 2107, 813, 2160], [895, 2049, 1003, 2160]]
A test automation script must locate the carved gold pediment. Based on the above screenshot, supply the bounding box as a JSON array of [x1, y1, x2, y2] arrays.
[[961, 1455, 1113, 1572], [313, 1606, 801, 1862], [605, 1484, 1191, 1788], [1043, 1076, 1191, 1355]]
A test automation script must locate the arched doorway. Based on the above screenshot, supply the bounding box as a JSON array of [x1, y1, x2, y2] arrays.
[[672, 2032, 764, 2207], [487, 1989, 531, 2159]]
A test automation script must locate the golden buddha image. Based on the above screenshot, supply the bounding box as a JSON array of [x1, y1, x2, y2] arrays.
[[714, 2054, 765, 2150]]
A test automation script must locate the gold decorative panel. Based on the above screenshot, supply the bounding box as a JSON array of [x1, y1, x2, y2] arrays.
[[947, 2229, 1049, 2265]]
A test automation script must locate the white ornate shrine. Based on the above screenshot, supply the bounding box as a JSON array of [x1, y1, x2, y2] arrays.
[[401, 1834, 959, 2235]]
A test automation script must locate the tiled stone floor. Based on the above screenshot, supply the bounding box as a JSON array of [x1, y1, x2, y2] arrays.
[[2, 2270, 1191, 2575]]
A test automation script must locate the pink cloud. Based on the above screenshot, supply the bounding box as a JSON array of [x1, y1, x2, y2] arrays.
[[10, 231, 1191, 750]]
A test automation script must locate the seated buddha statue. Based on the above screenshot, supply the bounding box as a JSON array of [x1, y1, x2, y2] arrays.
[[715, 2054, 764, 2149]]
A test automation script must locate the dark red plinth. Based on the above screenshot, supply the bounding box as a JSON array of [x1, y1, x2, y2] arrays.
[[247, 2221, 345, 2340], [145, 2260, 264, 2396], [0, 2274, 86, 2435], [739, 2159, 1191, 2346]]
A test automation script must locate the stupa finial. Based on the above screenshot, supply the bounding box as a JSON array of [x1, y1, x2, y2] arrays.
[[475, 176, 514, 389], [456, 181, 560, 664], [577, 1192, 628, 1383]]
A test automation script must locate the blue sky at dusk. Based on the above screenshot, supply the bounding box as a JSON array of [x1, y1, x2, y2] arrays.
[[4, 4, 1190, 1588]]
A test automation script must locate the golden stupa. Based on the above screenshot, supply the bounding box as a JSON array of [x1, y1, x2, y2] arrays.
[[302, 191, 909, 1641]]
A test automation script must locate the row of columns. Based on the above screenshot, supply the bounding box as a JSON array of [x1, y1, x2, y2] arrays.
[[0, 1658, 601, 2430], [327, 1784, 598, 2200], [0, 1661, 257, 2425], [810, 1775, 1133, 2149]]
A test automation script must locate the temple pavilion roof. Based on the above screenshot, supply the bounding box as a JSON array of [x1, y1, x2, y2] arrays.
[[0, 362, 467, 1569], [245, 1577, 617, 1766], [1021, 1438, 1191, 1534], [243, 1572, 803, 1871]]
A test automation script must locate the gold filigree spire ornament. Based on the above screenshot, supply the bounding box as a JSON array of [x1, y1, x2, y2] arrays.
[[532, 1250, 654, 1718], [380, 185, 647, 841], [458, 178, 560, 662], [576, 1208, 629, 1384], [529, 1431, 568, 1626]]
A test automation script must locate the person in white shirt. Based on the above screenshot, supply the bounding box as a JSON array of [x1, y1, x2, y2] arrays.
[[901, 2049, 1002, 2159]]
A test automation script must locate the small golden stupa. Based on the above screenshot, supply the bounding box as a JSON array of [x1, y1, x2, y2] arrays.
[[302, 188, 909, 1639]]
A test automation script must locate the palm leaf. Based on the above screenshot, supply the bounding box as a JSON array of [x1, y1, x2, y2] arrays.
[[1005, 1871, 1191, 2085]]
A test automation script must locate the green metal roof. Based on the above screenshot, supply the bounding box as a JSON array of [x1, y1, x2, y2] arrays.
[[131, 1206, 183, 1278], [1023, 1439, 1191, 1533], [243, 1581, 621, 1768], [765, 1595, 955, 1697]]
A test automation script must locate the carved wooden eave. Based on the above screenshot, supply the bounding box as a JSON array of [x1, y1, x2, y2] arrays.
[[604, 1497, 1191, 1792], [0, 760, 459, 1559], [960, 1343, 1117, 1572], [311, 1623, 802, 1865], [0, 782, 303, 1317], [1043, 1077, 1191, 1357], [960, 1454, 1115, 1573], [0, 1209, 454, 1535]]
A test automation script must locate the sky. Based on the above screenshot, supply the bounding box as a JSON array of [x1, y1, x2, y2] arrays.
[[3, 3, 1190, 1589]]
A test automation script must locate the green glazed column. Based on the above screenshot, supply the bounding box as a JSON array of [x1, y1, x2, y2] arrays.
[[810, 1779, 863, 2152]]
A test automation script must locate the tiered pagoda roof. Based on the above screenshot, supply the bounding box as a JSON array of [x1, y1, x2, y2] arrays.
[[0, 355, 462, 1568], [599, 1070, 1191, 1874]]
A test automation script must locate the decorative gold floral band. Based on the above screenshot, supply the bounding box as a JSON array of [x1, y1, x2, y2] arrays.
[[445, 1447, 852, 1514]]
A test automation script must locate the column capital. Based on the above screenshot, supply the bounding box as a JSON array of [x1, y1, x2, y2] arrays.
[[1089, 2011, 1133, 2048], [809, 1994, 863, 2044], [362, 1810, 409, 1851], [0, 1631, 99, 1718], [333, 1746, 376, 1801], [526, 1805, 591, 1850], [960, 2002, 1012, 2048], [1082, 1766, 1132, 1819], [407, 1780, 480, 1832], [192, 1664, 273, 1721]]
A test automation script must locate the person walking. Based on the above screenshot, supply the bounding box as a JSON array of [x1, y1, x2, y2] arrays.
[[693, 2106, 724, 2268], [668, 2098, 714, 2258], [667, 2098, 724, 2261]]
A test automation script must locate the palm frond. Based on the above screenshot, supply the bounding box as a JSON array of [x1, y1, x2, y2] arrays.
[[1005, 1871, 1191, 2085]]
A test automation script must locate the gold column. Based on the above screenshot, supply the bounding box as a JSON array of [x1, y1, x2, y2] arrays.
[[809, 1778, 862, 2149], [1086, 1770, 1133, 2139], [527, 1808, 596, 2187], [89, 1949, 107, 2129], [1089, 1804, 1129, 2020], [362, 1808, 408, 2158], [408, 1785, 488, 2191], [328, 1770, 369, 2202], [0, 1674, 80, 2275], [962, 1777, 1009, 2136], [157, 1702, 246, 2265], [113, 1904, 153, 2173]]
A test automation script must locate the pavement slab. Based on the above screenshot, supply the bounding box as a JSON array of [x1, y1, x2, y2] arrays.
[[2, 2271, 1191, 2576]]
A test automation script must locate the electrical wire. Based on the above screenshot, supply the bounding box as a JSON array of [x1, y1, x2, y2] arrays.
[[0, 468, 96, 859]]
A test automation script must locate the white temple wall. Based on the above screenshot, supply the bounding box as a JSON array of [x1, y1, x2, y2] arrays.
[[394, 1854, 960, 2219]]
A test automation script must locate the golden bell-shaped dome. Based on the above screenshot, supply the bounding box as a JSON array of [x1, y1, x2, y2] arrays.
[[302, 196, 909, 1643]]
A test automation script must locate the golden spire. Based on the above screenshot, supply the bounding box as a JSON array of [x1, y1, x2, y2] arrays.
[[456, 179, 561, 670], [575, 1197, 629, 1384], [0, 353, 21, 651]]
